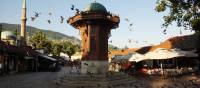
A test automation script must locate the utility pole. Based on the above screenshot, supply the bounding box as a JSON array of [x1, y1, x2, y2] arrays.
[[0, 24, 2, 41]]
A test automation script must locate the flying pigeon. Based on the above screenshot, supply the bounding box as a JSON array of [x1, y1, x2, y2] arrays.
[[75, 8, 80, 14], [48, 12, 52, 16], [163, 29, 167, 34], [125, 18, 129, 22], [60, 16, 64, 23], [179, 29, 182, 35], [71, 4, 75, 10], [34, 12, 41, 17], [47, 20, 51, 24], [130, 23, 133, 27], [135, 41, 139, 44], [129, 28, 132, 31], [128, 39, 131, 43], [31, 17, 36, 21]]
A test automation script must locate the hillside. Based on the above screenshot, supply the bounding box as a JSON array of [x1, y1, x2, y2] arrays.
[[0, 23, 81, 45], [0, 23, 118, 50]]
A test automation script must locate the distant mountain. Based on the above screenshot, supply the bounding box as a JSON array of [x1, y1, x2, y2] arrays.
[[0, 23, 119, 50], [0, 23, 81, 45]]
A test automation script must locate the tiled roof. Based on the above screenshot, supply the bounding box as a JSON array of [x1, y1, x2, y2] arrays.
[[110, 34, 199, 56], [0, 41, 40, 56], [150, 34, 199, 51]]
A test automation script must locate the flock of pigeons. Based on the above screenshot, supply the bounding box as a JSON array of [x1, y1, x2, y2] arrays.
[[30, 4, 78, 24], [30, 12, 64, 24], [29, 4, 141, 45], [29, 4, 184, 47], [108, 17, 149, 46]]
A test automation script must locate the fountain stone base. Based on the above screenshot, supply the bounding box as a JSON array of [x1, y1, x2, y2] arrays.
[[81, 60, 108, 74], [56, 71, 136, 88]]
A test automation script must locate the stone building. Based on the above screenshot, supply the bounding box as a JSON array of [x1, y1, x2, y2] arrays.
[[1, 31, 17, 45]]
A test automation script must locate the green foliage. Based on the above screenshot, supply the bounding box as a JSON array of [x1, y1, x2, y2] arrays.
[[45, 40, 53, 55], [62, 41, 78, 59], [155, 0, 200, 31], [14, 29, 19, 36], [74, 44, 81, 52], [155, 0, 167, 12], [191, 18, 200, 33], [51, 42, 62, 56], [108, 45, 119, 51], [29, 31, 49, 49], [1, 23, 119, 49]]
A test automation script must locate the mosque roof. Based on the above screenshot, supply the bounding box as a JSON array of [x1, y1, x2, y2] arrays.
[[84, 2, 107, 12], [1, 31, 17, 40]]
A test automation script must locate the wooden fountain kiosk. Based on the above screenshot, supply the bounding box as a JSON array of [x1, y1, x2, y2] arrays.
[[68, 2, 120, 74]]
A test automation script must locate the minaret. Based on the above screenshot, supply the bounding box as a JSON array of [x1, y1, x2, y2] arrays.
[[21, 0, 27, 45]]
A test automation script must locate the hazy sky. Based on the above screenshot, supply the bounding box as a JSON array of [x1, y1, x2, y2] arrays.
[[0, 0, 194, 48]]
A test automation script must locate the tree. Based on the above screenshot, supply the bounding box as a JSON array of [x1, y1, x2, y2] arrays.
[[155, 0, 200, 55], [29, 31, 49, 49], [155, 0, 200, 32], [62, 41, 77, 59], [44, 40, 52, 55], [14, 29, 19, 36], [51, 42, 62, 56], [108, 45, 119, 51], [74, 44, 81, 52]]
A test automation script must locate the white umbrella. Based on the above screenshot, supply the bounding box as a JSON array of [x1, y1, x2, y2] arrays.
[[144, 48, 182, 60], [129, 52, 146, 62], [143, 48, 198, 75], [144, 48, 183, 75], [172, 49, 198, 57]]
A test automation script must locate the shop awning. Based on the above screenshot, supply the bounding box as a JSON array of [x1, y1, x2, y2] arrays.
[[128, 52, 146, 62], [39, 55, 57, 61], [144, 48, 198, 60], [130, 48, 198, 62]]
